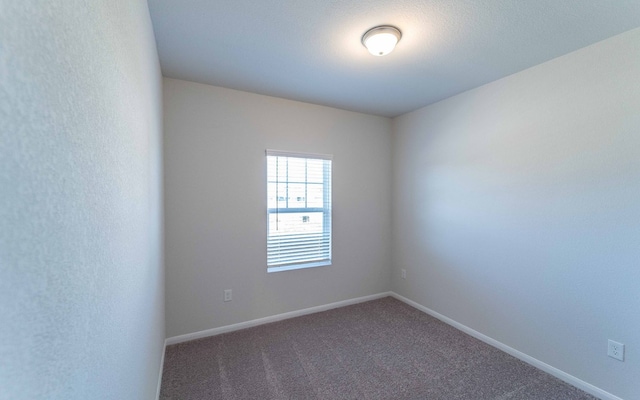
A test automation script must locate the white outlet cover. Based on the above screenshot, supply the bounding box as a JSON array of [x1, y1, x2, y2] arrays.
[[607, 340, 624, 361]]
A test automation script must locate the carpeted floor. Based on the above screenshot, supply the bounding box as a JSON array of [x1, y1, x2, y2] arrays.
[[160, 297, 598, 399]]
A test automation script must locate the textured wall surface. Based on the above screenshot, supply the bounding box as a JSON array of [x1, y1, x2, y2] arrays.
[[0, 1, 164, 399], [392, 28, 640, 400], [163, 78, 392, 338]]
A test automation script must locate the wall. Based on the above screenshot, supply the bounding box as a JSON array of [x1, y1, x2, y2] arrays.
[[0, 1, 164, 399], [163, 78, 391, 338], [392, 28, 640, 399]]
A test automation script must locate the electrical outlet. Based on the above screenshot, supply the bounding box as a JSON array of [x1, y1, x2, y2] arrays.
[[224, 289, 232, 302], [607, 340, 624, 361], [401, 269, 406, 279]]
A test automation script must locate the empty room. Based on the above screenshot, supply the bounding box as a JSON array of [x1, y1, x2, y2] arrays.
[[1, 1, 638, 399]]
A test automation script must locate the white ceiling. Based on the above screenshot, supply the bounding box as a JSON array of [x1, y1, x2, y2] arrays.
[[148, 0, 640, 117]]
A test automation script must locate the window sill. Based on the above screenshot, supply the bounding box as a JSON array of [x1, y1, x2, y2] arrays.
[[267, 260, 331, 273]]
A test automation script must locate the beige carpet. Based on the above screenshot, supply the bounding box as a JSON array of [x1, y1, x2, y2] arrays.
[[160, 297, 597, 399]]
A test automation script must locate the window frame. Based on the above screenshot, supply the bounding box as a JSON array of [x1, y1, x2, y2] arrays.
[[266, 149, 332, 273]]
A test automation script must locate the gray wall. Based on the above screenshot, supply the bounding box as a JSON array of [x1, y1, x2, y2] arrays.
[[392, 28, 640, 400], [163, 78, 392, 338], [0, 1, 164, 399]]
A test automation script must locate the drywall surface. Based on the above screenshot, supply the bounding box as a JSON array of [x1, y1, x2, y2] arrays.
[[392, 28, 640, 399], [0, 1, 164, 399], [163, 78, 392, 338]]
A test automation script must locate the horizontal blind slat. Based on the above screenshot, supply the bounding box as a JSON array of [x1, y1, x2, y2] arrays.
[[268, 244, 330, 253], [268, 255, 330, 266]]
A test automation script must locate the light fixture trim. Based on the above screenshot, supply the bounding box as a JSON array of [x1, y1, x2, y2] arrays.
[[361, 25, 402, 56]]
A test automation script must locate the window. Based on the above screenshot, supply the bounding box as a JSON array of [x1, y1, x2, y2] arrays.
[[266, 150, 332, 272]]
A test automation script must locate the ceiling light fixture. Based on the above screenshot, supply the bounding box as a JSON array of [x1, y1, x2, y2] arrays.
[[361, 25, 402, 56]]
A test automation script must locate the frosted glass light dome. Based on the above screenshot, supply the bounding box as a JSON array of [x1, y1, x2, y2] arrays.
[[362, 26, 402, 56]]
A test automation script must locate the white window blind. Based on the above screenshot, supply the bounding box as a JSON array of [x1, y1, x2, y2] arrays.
[[266, 150, 332, 272]]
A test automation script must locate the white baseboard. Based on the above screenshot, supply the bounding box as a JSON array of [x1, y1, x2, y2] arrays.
[[165, 292, 392, 346], [155, 339, 166, 400], [389, 292, 623, 400]]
